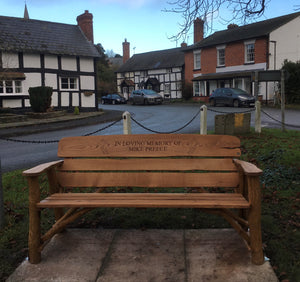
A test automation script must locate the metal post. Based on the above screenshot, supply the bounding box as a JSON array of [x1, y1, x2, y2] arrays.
[[0, 158, 4, 229], [200, 105, 207, 135], [255, 101, 261, 134], [281, 70, 285, 132], [122, 111, 132, 135]]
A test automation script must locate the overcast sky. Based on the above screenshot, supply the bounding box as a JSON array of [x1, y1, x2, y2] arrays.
[[1, 0, 299, 56]]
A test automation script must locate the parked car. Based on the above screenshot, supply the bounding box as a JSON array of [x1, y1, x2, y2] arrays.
[[129, 89, 163, 105], [101, 94, 127, 104], [209, 88, 255, 107]]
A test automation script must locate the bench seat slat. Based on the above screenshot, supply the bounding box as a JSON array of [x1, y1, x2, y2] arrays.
[[38, 193, 250, 209], [60, 158, 237, 171], [57, 172, 239, 188]]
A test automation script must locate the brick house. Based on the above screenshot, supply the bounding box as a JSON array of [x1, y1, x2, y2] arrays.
[[116, 40, 185, 100], [0, 10, 100, 110], [184, 12, 300, 102]]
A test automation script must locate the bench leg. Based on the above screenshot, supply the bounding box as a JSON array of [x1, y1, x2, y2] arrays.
[[247, 176, 264, 265], [28, 176, 42, 264]]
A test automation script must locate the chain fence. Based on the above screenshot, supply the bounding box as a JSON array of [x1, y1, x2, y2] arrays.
[[0, 106, 299, 144], [0, 117, 122, 144]]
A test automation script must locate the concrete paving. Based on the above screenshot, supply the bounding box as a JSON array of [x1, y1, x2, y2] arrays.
[[7, 228, 278, 282]]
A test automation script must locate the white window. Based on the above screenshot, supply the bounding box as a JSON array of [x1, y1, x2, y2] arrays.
[[193, 81, 200, 96], [245, 40, 255, 63], [0, 80, 23, 94], [61, 77, 78, 90], [194, 50, 201, 69], [164, 84, 171, 94], [217, 46, 225, 66]]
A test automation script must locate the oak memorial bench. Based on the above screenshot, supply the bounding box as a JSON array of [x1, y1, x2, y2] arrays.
[[23, 134, 264, 265]]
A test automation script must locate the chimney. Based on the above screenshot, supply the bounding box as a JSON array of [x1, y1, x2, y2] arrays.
[[194, 18, 204, 43], [181, 42, 187, 48], [123, 39, 130, 63], [77, 10, 94, 43]]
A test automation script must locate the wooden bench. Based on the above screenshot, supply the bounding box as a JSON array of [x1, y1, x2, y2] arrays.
[[23, 134, 264, 265]]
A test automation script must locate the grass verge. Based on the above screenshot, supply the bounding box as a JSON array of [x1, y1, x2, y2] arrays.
[[0, 128, 299, 281]]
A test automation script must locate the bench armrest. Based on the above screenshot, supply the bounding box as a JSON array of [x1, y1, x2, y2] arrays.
[[233, 159, 262, 176], [23, 160, 64, 177]]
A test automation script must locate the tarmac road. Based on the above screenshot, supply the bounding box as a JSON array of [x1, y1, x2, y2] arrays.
[[0, 103, 299, 173]]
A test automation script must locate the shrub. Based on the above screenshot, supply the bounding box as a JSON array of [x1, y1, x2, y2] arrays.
[[28, 86, 53, 112]]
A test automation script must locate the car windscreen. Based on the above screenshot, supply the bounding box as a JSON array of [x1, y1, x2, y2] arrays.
[[231, 88, 250, 96], [143, 90, 157, 96]]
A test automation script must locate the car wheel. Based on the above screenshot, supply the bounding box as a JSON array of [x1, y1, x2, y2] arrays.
[[233, 100, 239, 108], [210, 99, 215, 107]]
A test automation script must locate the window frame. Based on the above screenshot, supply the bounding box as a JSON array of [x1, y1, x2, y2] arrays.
[[0, 80, 23, 94], [217, 45, 226, 67], [244, 40, 255, 64], [194, 50, 201, 70], [60, 77, 79, 90]]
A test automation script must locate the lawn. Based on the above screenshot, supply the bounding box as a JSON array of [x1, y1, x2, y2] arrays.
[[0, 128, 299, 281]]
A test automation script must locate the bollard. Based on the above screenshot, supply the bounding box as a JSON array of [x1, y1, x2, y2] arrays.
[[255, 101, 261, 133], [200, 105, 207, 135], [0, 158, 4, 229], [122, 111, 132, 135]]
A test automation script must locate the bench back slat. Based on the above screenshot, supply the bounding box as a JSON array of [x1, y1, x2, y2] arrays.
[[58, 134, 241, 158], [57, 172, 239, 188], [59, 158, 238, 172]]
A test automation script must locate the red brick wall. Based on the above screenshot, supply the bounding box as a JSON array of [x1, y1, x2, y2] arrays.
[[184, 37, 268, 82]]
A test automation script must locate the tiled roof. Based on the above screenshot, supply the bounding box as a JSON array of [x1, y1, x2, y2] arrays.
[[186, 12, 300, 50], [0, 15, 100, 58], [117, 47, 184, 72]]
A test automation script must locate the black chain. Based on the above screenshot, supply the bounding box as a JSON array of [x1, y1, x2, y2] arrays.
[[207, 107, 256, 114], [131, 109, 201, 134], [261, 109, 300, 129], [0, 117, 123, 144]]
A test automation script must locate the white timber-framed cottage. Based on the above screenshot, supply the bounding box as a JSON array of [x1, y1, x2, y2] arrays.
[[0, 10, 100, 111], [116, 40, 185, 100]]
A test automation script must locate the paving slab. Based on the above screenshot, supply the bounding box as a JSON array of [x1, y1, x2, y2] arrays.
[[7, 229, 278, 282]]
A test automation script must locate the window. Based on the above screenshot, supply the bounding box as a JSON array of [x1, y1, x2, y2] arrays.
[[194, 50, 201, 69], [164, 84, 171, 94], [217, 46, 225, 66], [61, 77, 78, 90], [193, 81, 200, 96], [245, 41, 255, 63], [0, 80, 23, 94]]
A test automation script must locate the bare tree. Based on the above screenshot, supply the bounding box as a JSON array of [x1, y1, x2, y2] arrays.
[[164, 0, 270, 42]]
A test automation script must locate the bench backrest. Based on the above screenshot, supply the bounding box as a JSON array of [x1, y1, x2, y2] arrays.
[[57, 134, 241, 190]]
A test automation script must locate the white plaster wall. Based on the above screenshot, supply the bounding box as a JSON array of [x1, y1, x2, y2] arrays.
[[269, 16, 300, 70], [81, 93, 95, 107], [2, 99, 22, 108], [80, 76, 95, 90], [51, 92, 58, 107], [148, 69, 164, 75], [45, 73, 57, 89], [80, 58, 94, 72], [24, 99, 31, 107], [72, 93, 79, 106], [61, 92, 70, 107], [61, 57, 77, 71], [45, 55, 58, 69], [2, 52, 19, 68], [23, 73, 42, 94], [24, 54, 41, 68]]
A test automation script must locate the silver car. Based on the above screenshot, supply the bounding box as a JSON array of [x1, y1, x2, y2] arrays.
[[129, 89, 163, 105]]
